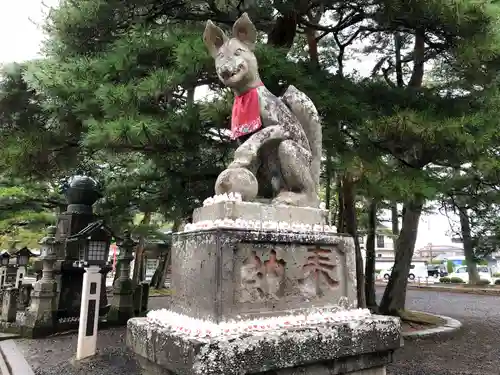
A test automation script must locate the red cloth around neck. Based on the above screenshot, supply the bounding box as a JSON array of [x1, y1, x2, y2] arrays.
[[231, 83, 264, 139]]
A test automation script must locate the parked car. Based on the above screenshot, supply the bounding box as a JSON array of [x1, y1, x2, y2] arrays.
[[427, 264, 448, 278], [381, 263, 428, 281], [448, 265, 492, 284]]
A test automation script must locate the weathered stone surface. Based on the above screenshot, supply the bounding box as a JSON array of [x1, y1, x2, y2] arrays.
[[262, 363, 387, 375], [1, 289, 18, 323], [127, 314, 401, 375], [170, 229, 356, 322], [193, 201, 328, 225]]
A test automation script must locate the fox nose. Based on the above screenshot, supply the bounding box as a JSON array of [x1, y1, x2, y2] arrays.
[[220, 69, 232, 79]]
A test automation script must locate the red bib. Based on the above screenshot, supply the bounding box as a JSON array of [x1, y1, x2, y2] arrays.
[[231, 83, 264, 139]]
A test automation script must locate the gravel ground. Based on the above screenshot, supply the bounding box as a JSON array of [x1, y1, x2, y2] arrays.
[[16, 290, 497, 375], [387, 289, 500, 375]]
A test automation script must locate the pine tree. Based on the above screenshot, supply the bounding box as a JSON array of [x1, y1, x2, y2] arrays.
[[2, 0, 500, 308]]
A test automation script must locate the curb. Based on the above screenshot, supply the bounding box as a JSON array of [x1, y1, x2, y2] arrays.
[[376, 283, 500, 296], [408, 285, 500, 296], [0, 340, 34, 374], [402, 312, 462, 340]]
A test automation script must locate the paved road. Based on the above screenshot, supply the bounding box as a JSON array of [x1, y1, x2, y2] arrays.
[[18, 289, 499, 375], [384, 289, 500, 375]]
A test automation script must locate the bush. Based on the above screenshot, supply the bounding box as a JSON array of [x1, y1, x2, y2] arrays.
[[439, 277, 451, 283], [375, 269, 382, 274], [450, 277, 465, 284], [476, 279, 491, 286], [493, 272, 500, 277], [495, 279, 500, 285], [446, 260, 455, 274]]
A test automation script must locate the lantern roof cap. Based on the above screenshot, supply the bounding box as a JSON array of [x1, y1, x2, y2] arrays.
[[67, 219, 115, 242], [63, 175, 102, 206], [39, 226, 59, 246], [13, 246, 38, 258]]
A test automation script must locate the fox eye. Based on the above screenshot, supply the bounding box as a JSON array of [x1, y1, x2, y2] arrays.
[[234, 48, 245, 56]]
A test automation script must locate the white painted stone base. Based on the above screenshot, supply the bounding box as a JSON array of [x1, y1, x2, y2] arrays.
[[76, 266, 102, 361]]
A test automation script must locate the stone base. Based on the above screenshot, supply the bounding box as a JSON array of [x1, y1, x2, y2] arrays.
[[135, 355, 388, 375], [193, 201, 328, 225], [170, 229, 356, 322], [127, 314, 400, 375]]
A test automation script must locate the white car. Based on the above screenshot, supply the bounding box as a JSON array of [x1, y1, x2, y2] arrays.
[[449, 266, 492, 284], [381, 263, 428, 281]]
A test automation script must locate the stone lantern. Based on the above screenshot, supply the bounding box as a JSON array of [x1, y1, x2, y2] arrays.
[[67, 220, 113, 267], [13, 247, 36, 267], [0, 252, 10, 288], [108, 230, 137, 324], [50, 174, 112, 320], [13, 246, 37, 288], [24, 226, 61, 336], [38, 226, 60, 282], [56, 175, 102, 257]]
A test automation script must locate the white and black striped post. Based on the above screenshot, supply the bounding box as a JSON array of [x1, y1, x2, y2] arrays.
[[76, 265, 102, 360]]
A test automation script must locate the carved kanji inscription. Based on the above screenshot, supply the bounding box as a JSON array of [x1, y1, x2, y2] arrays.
[[298, 246, 339, 298], [240, 249, 286, 302]]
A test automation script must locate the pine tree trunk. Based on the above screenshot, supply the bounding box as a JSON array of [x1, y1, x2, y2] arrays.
[[132, 211, 151, 284], [151, 250, 169, 289], [156, 249, 172, 289], [336, 176, 344, 231], [391, 203, 399, 249], [342, 174, 366, 308], [394, 32, 404, 87], [325, 150, 332, 210], [391, 203, 399, 235], [458, 205, 479, 284], [365, 199, 377, 309], [379, 199, 423, 315], [151, 219, 181, 289]]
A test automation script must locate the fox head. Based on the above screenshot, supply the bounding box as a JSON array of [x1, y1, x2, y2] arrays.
[[203, 13, 261, 94]]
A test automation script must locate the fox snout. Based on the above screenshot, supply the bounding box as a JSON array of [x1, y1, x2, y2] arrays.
[[217, 62, 243, 79]]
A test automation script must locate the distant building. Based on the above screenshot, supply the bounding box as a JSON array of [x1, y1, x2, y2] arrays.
[[358, 225, 426, 271], [416, 244, 464, 261]]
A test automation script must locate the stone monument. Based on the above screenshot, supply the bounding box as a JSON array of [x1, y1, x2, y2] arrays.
[[33, 176, 111, 321], [24, 226, 59, 336], [127, 13, 401, 375]]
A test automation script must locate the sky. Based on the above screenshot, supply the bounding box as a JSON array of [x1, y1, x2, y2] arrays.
[[0, 0, 459, 249]]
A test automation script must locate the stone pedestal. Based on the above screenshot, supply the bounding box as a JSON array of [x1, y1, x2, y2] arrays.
[[127, 206, 401, 375], [1, 288, 18, 323], [57, 262, 111, 319], [169, 228, 356, 322], [193, 201, 329, 226], [128, 314, 400, 375], [24, 280, 57, 334], [24, 226, 59, 336], [109, 278, 135, 324]]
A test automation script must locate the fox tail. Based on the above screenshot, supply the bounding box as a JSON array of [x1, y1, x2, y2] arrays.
[[281, 85, 322, 190]]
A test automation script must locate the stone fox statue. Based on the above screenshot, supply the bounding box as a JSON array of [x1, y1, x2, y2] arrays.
[[203, 13, 322, 208]]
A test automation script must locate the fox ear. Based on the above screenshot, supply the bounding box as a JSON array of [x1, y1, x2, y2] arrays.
[[232, 13, 257, 49], [203, 20, 228, 57]]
